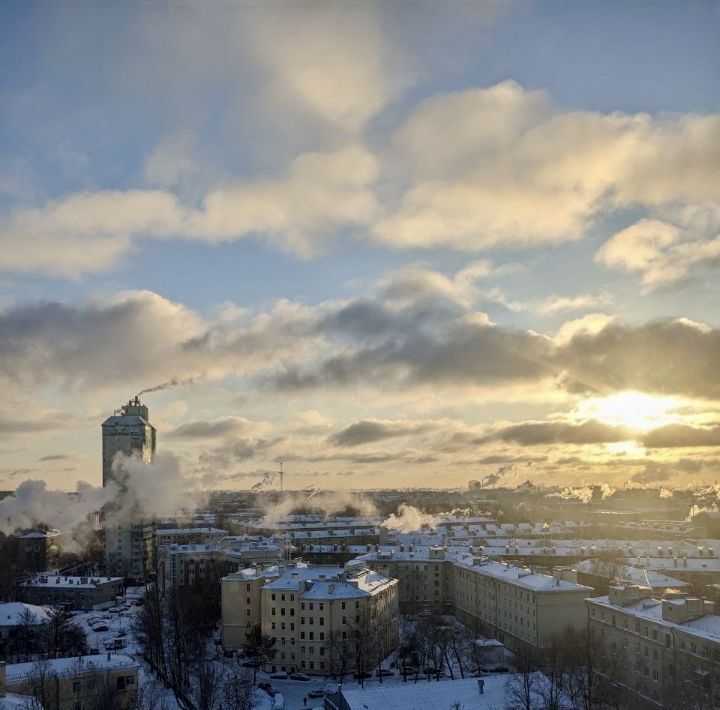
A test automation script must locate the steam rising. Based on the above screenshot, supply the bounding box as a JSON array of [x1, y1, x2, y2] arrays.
[[382, 504, 441, 532], [136, 376, 198, 397], [0, 452, 204, 546], [259, 491, 377, 527], [0, 480, 114, 536]]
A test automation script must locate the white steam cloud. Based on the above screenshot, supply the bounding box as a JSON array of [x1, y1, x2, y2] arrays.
[[382, 504, 441, 532], [259, 491, 377, 527]]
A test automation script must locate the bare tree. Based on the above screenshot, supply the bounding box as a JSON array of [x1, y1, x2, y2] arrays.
[[244, 623, 276, 684], [324, 629, 352, 684], [504, 644, 539, 710]]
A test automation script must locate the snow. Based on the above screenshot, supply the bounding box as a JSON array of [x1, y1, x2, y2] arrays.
[[0, 602, 53, 627], [338, 674, 553, 709], [20, 574, 121, 589], [5, 653, 137, 683]]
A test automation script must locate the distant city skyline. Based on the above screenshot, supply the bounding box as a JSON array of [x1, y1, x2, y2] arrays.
[[1, 1, 719, 491]]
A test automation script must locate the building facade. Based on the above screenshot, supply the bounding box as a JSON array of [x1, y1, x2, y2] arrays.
[[18, 575, 123, 611], [102, 397, 157, 582], [1, 653, 138, 709], [588, 584, 720, 708], [221, 562, 399, 676]]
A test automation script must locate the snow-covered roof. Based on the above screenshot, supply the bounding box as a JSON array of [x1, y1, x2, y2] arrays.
[[0, 602, 53, 626], [102, 414, 149, 427], [339, 674, 565, 709], [455, 556, 593, 593], [20, 575, 122, 589], [156, 527, 228, 536], [574, 560, 689, 588], [264, 564, 345, 591], [589, 595, 720, 641], [5, 654, 137, 684], [301, 570, 395, 600]]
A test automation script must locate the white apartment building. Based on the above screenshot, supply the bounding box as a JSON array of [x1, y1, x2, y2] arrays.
[[587, 584, 720, 708]]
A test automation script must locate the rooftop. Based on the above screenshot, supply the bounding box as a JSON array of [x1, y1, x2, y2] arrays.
[[5, 654, 137, 683], [0, 602, 53, 626], [20, 574, 122, 589], [339, 673, 563, 709]]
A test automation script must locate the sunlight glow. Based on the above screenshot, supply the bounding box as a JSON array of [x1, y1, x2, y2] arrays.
[[575, 391, 680, 432]]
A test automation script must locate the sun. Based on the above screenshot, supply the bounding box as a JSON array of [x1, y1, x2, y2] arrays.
[[574, 391, 680, 432]]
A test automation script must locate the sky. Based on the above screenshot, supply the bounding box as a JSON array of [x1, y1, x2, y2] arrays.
[[1, 0, 719, 493]]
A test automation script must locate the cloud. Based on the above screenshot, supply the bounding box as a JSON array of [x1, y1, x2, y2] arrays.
[[596, 217, 720, 289], [373, 81, 720, 252], [0, 145, 380, 275], [481, 419, 635, 446], [247, 3, 404, 135], [194, 145, 380, 257], [167, 416, 268, 440], [38, 454, 73, 462], [557, 319, 720, 400], [0, 190, 187, 277], [328, 419, 428, 447], [641, 424, 720, 448]]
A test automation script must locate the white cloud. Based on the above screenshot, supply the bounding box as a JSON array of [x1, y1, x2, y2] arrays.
[[248, 4, 402, 135], [0, 145, 380, 274], [596, 217, 720, 289], [373, 82, 720, 252]]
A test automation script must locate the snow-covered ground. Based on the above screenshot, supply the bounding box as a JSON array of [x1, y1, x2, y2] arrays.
[[70, 594, 514, 709]]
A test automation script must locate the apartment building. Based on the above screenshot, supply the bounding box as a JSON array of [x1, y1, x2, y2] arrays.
[[357, 545, 455, 614], [587, 584, 720, 708], [158, 543, 238, 595], [357, 546, 592, 650], [260, 562, 398, 675], [221, 561, 398, 676], [17, 531, 62, 574], [221, 566, 282, 651], [155, 527, 229, 546], [453, 556, 593, 650], [1, 653, 138, 709], [18, 575, 123, 611]]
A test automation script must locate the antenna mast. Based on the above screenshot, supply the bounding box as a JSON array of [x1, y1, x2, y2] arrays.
[[279, 461, 284, 492]]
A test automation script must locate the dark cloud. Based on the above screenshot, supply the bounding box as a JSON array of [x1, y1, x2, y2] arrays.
[[641, 424, 720, 448], [168, 417, 257, 440], [197, 438, 276, 469], [38, 454, 72, 462], [558, 320, 720, 399], [481, 419, 635, 446], [328, 420, 427, 447]]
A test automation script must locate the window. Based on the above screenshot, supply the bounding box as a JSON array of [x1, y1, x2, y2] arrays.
[[72, 680, 81, 692], [272, 594, 276, 601]]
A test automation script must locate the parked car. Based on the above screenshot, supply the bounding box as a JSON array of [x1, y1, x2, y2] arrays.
[[353, 671, 371, 680], [375, 669, 394, 677], [91, 623, 109, 632], [290, 672, 311, 681], [241, 659, 259, 668], [269, 671, 288, 680], [258, 682, 275, 697], [308, 688, 328, 698]]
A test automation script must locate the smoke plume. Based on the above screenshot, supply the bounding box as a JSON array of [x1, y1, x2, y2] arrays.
[[136, 376, 198, 397]]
